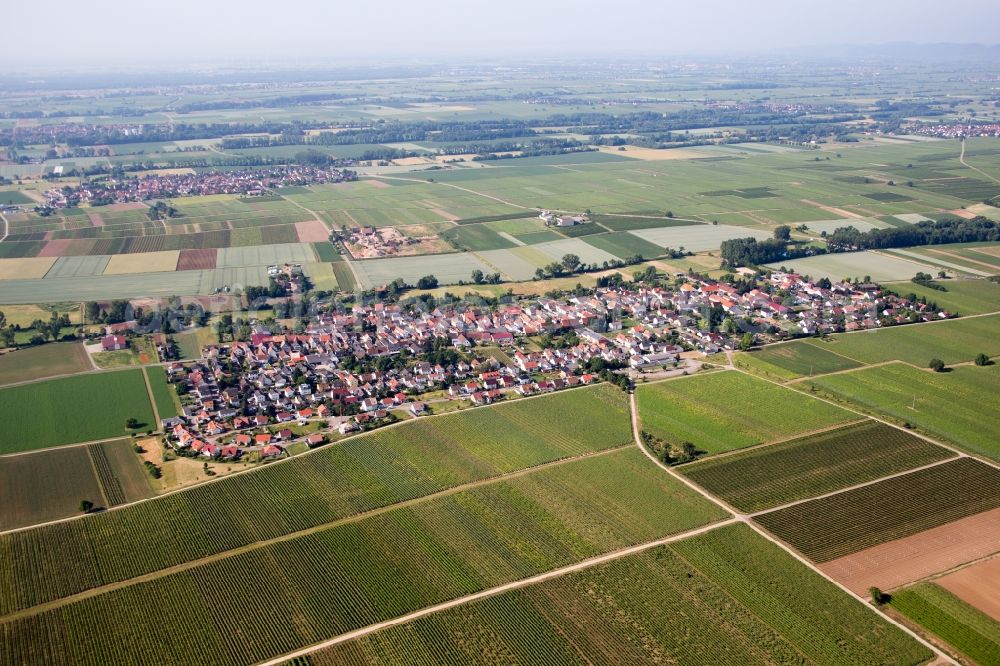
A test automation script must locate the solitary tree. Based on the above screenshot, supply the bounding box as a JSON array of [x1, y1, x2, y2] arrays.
[[125, 417, 140, 430], [975, 353, 991, 366], [773, 225, 791, 241], [740, 332, 754, 351], [561, 253, 581, 272], [416, 275, 438, 290], [869, 587, 887, 605], [79, 500, 94, 514], [928, 358, 946, 373]]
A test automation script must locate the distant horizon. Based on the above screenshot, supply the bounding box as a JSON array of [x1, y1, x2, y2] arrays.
[[5, 0, 1000, 69]]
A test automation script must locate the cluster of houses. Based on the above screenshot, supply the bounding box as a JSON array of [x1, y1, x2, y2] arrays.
[[152, 271, 943, 461], [899, 122, 1000, 139], [539, 210, 588, 227], [39, 165, 356, 209]]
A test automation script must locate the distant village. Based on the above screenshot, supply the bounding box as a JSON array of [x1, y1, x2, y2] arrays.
[[153, 272, 948, 462], [899, 122, 1000, 139], [36, 165, 356, 210]]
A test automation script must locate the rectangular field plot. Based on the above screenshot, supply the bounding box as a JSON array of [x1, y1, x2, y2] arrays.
[[630, 224, 769, 251], [636, 371, 852, 455], [530, 238, 619, 265], [0, 343, 92, 386], [890, 583, 1000, 666], [352, 253, 493, 288], [304, 524, 930, 666], [0, 448, 727, 666], [0, 446, 105, 531], [0, 385, 633, 614], [754, 457, 1000, 562], [216, 242, 316, 268], [680, 421, 954, 512], [814, 313, 1000, 366], [44, 254, 111, 278], [0, 271, 209, 303], [804, 362, 1000, 461], [0, 370, 155, 454], [802, 218, 885, 234], [176, 248, 218, 270], [582, 232, 664, 259], [769, 251, 939, 281], [734, 340, 862, 380], [475, 248, 540, 281], [103, 250, 180, 275], [440, 225, 516, 251], [0, 257, 57, 280]]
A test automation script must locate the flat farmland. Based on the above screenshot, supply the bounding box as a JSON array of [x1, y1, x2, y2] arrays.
[[582, 231, 665, 259], [890, 583, 1000, 666], [303, 262, 339, 291], [630, 224, 770, 251], [0, 385, 633, 613], [175, 248, 218, 270], [440, 225, 515, 251], [680, 420, 954, 512], [475, 248, 540, 281], [303, 524, 930, 666], [352, 253, 493, 288], [145, 366, 179, 419], [754, 457, 1000, 563], [45, 255, 111, 278], [734, 340, 862, 380], [636, 371, 852, 454], [102, 250, 180, 275], [0, 370, 155, 453], [0, 257, 56, 280], [0, 447, 105, 531], [818, 508, 1000, 596], [0, 448, 727, 666], [216, 243, 316, 267], [814, 313, 1000, 366], [803, 362, 1000, 460], [0, 343, 92, 385], [937, 557, 1000, 623], [530, 238, 619, 265], [87, 439, 155, 506], [886, 278, 1000, 315], [769, 251, 940, 281]]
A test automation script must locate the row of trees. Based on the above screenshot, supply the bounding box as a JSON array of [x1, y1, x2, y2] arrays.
[[825, 217, 1000, 252]]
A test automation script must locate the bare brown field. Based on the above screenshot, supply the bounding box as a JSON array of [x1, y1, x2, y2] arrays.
[[950, 209, 977, 219], [972, 246, 1000, 258], [175, 248, 217, 271], [819, 507, 1000, 595], [86, 212, 104, 227], [103, 250, 180, 275], [364, 178, 392, 188], [936, 556, 1000, 622], [0, 257, 57, 279], [294, 219, 329, 242], [36, 239, 76, 257], [800, 198, 865, 219], [598, 145, 707, 160], [391, 156, 434, 166]]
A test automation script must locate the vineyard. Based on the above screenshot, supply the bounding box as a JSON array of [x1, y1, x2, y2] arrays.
[[680, 420, 955, 512], [0, 385, 632, 614], [754, 457, 1000, 562], [735, 340, 861, 380], [890, 583, 1000, 666], [636, 371, 852, 454], [86, 444, 126, 506], [299, 525, 930, 666], [0, 448, 726, 665]]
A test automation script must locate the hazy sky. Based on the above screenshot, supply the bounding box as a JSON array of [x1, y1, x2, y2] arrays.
[[5, 0, 1000, 66]]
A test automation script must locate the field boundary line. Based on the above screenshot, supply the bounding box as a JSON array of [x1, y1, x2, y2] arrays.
[[747, 455, 962, 519], [886, 550, 1000, 594], [0, 445, 631, 621], [141, 366, 161, 428], [959, 138, 1000, 185], [0, 435, 135, 461], [628, 391, 955, 664], [83, 444, 111, 510], [251, 516, 739, 666], [365, 174, 534, 211]]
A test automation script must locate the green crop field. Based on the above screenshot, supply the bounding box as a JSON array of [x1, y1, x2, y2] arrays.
[[0, 370, 155, 453], [590, 214, 700, 231], [0, 385, 632, 613], [886, 278, 1000, 315], [301, 524, 930, 666], [813, 314, 1000, 366], [581, 231, 664, 259], [441, 225, 515, 251], [0, 447, 105, 531], [890, 583, 1000, 666], [680, 420, 954, 512], [636, 371, 852, 454], [754, 457, 1000, 562], [734, 340, 862, 380], [0, 448, 726, 665], [144, 366, 179, 419], [311, 242, 341, 262], [0, 343, 92, 386], [772, 251, 941, 282], [803, 362, 1000, 460]]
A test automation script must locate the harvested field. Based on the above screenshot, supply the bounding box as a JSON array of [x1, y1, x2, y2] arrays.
[[755, 458, 1000, 563], [630, 224, 770, 251], [0, 257, 57, 280], [937, 556, 1000, 622], [680, 420, 953, 512], [294, 219, 329, 243], [819, 508, 1000, 595], [771, 251, 939, 282], [103, 250, 180, 275], [0, 343, 92, 386], [176, 248, 218, 271], [45, 255, 111, 278]]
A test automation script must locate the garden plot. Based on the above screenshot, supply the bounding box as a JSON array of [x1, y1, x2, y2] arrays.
[[630, 224, 769, 251], [769, 251, 939, 281], [352, 253, 494, 288], [216, 243, 316, 268]]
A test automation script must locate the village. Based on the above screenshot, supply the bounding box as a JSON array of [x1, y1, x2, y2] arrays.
[[153, 270, 947, 463], [36, 165, 356, 210]]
